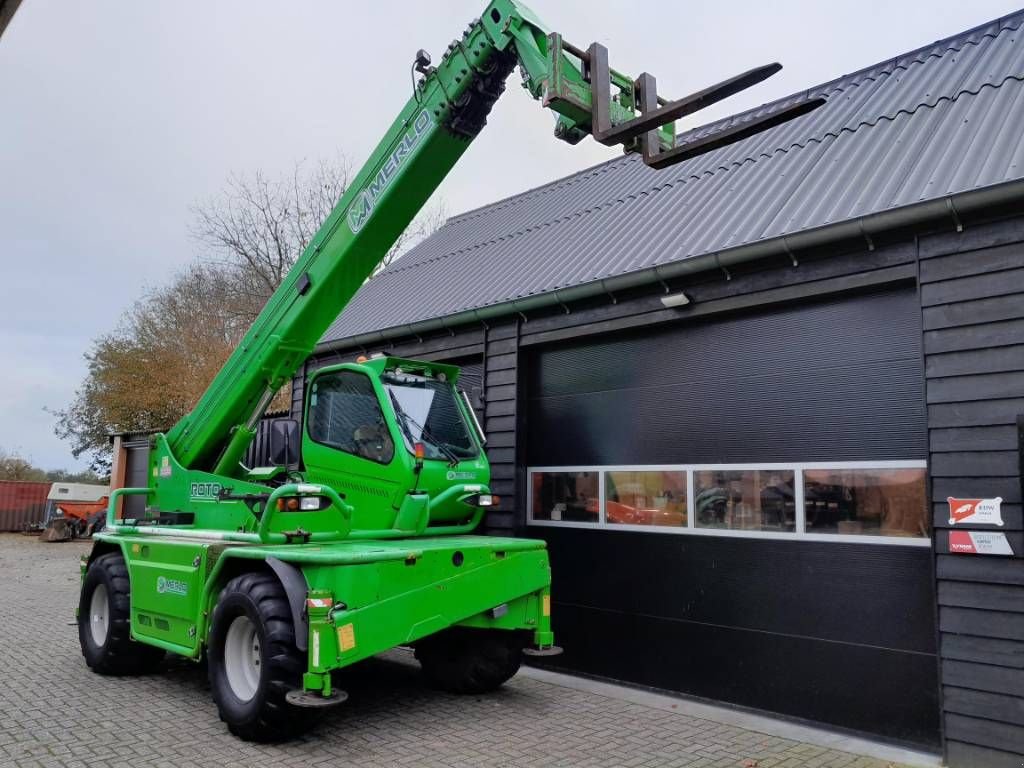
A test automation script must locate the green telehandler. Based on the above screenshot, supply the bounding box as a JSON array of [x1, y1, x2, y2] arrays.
[[77, 0, 821, 741]]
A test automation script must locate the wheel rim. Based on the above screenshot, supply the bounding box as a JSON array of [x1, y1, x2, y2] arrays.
[[89, 583, 109, 646], [224, 615, 261, 702]]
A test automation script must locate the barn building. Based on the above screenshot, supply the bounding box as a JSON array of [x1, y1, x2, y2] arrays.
[[291, 10, 1024, 766]]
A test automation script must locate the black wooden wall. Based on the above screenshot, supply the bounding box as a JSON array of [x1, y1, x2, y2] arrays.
[[303, 211, 1024, 761], [918, 217, 1024, 768]]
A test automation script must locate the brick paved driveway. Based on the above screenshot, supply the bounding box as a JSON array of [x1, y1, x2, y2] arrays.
[[0, 535, 914, 768]]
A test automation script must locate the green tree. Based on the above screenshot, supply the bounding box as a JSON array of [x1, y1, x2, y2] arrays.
[[0, 448, 47, 481]]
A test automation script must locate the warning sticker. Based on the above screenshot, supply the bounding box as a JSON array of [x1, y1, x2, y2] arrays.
[[947, 497, 1004, 526], [337, 623, 356, 652], [542, 594, 551, 617], [949, 530, 1014, 556]]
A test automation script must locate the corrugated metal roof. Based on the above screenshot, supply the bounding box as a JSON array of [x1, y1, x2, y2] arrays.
[[322, 10, 1024, 346]]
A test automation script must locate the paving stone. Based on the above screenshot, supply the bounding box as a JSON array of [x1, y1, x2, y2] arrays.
[[0, 535, 915, 768]]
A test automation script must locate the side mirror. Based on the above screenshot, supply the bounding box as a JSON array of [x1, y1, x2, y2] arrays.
[[269, 418, 300, 467]]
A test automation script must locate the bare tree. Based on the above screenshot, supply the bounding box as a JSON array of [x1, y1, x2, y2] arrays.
[[56, 158, 449, 470], [193, 158, 447, 313]]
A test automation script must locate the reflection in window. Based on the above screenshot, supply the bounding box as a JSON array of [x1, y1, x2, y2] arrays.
[[531, 472, 599, 523], [606, 471, 686, 527], [694, 470, 795, 532], [804, 468, 927, 537]]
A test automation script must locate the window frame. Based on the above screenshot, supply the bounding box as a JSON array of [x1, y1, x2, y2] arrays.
[[527, 461, 930, 546]]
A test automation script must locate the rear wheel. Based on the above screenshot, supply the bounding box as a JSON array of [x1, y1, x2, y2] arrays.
[[78, 552, 164, 674], [415, 628, 523, 694], [208, 572, 309, 742]]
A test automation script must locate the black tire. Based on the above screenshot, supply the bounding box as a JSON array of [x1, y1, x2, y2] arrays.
[[208, 572, 309, 742], [415, 628, 523, 694], [78, 552, 165, 675]]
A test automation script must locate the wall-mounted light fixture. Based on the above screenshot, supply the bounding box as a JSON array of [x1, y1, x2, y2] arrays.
[[660, 291, 691, 309]]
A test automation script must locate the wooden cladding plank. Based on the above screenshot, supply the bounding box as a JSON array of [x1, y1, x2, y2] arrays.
[[944, 713, 1024, 757], [938, 554, 1024, 586], [486, 337, 518, 355], [923, 294, 1024, 331], [485, 447, 516, 464], [488, 479, 516, 496], [485, 416, 516, 434], [485, 399, 516, 418], [928, 399, 1024, 429], [932, 478, 1021, 504], [930, 425, 1021, 452], [941, 608, 1024, 643], [488, 463, 516, 482], [486, 384, 517, 403], [929, 451, 1020, 477], [939, 582, 1024, 613], [486, 368, 516, 388], [927, 373, 1024, 405], [919, 216, 1024, 259], [943, 660, 1024, 698], [926, 346, 1024, 378], [486, 322, 518, 341], [483, 509, 516, 532], [485, 431, 515, 450], [920, 268, 1024, 307], [920, 242, 1024, 284], [944, 687, 1024, 726], [942, 634, 1024, 669], [945, 739, 1024, 768], [486, 352, 517, 372], [924, 319, 1024, 354]]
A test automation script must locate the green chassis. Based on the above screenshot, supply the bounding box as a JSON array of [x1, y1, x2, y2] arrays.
[[84, 529, 554, 698]]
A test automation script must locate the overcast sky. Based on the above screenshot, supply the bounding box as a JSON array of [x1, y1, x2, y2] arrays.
[[1, 0, 1019, 470]]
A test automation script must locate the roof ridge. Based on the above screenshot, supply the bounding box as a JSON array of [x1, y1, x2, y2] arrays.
[[434, 9, 1023, 235], [382, 70, 1024, 282]]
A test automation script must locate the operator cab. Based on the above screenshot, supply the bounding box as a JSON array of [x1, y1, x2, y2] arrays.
[[299, 356, 490, 531]]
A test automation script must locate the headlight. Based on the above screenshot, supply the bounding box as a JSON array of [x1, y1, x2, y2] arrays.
[[466, 494, 500, 507]]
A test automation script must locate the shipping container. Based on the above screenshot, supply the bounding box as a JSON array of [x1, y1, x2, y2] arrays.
[[0, 481, 52, 532]]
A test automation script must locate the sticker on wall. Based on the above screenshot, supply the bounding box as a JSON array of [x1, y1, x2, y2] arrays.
[[947, 497, 1004, 526], [949, 530, 1014, 556]]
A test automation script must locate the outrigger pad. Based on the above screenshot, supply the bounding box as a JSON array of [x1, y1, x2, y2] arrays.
[[523, 645, 564, 657], [285, 689, 349, 708]]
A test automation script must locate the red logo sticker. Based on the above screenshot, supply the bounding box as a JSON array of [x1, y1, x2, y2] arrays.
[[947, 497, 1004, 526], [948, 531, 976, 553]]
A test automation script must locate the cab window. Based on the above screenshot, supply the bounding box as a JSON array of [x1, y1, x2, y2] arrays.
[[308, 371, 394, 464]]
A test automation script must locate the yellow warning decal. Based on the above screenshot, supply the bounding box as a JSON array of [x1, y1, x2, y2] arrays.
[[131, 543, 140, 554], [338, 622, 356, 652], [542, 594, 551, 617]]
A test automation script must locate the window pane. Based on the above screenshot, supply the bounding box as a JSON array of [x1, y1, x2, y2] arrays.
[[606, 471, 687, 527], [804, 468, 927, 537], [381, 372, 478, 461], [308, 371, 394, 464], [694, 470, 795, 532], [531, 471, 599, 523]]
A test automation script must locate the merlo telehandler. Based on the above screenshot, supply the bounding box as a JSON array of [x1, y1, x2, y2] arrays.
[[77, 0, 821, 741]]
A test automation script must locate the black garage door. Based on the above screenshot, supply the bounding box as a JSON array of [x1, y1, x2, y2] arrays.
[[525, 286, 939, 747]]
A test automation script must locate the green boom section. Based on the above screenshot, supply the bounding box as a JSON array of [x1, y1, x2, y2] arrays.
[[165, 0, 674, 474]]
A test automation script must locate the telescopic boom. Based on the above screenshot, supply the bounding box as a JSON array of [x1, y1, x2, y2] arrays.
[[166, 0, 823, 474]]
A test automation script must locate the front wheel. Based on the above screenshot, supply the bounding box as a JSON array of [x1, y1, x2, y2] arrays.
[[415, 628, 523, 694], [78, 552, 164, 675], [208, 572, 309, 742]]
